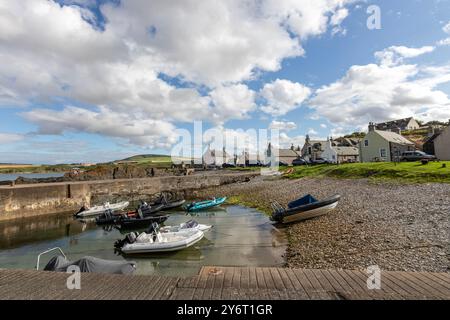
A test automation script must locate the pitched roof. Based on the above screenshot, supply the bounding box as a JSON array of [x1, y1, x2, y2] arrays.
[[277, 149, 301, 157], [334, 146, 359, 156], [375, 130, 414, 145], [375, 117, 415, 129]]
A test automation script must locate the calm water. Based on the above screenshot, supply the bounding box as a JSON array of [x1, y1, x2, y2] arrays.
[[0, 205, 287, 276], [0, 173, 65, 181]]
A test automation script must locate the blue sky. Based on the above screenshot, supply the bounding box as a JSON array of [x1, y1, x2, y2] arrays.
[[0, 0, 449, 164]]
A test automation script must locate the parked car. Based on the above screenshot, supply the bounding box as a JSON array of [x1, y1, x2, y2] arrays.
[[309, 157, 331, 165], [292, 158, 308, 166], [400, 151, 436, 162]]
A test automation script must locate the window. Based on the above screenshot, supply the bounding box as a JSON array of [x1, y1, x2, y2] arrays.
[[364, 140, 369, 147], [380, 148, 387, 158], [308, 147, 312, 155]]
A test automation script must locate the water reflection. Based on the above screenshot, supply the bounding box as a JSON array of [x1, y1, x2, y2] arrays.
[[0, 205, 287, 276]]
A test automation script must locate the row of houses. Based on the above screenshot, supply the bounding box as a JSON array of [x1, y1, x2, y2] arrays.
[[202, 117, 450, 166]]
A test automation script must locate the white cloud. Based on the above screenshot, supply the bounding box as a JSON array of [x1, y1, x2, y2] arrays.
[[0, 0, 355, 150], [0, 133, 24, 144], [209, 84, 256, 124], [320, 123, 327, 128], [269, 120, 297, 131], [437, 21, 450, 46], [443, 21, 450, 34], [309, 62, 450, 128], [375, 46, 435, 66], [308, 128, 319, 135], [260, 79, 311, 116]]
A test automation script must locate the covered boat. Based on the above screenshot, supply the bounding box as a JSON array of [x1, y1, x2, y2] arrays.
[[116, 213, 169, 230], [160, 220, 212, 233], [37, 247, 135, 275], [185, 197, 227, 212], [75, 201, 129, 217], [160, 198, 186, 211], [271, 194, 340, 224], [115, 224, 204, 254]]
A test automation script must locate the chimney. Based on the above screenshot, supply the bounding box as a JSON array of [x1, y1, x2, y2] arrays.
[[368, 122, 375, 132]]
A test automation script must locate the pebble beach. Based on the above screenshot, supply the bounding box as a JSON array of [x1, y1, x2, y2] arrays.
[[194, 176, 450, 273]]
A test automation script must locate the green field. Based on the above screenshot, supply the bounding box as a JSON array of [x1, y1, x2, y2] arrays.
[[284, 161, 450, 183]]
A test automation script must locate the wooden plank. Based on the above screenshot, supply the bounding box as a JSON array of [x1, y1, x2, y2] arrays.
[[418, 272, 450, 292], [223, 267, 235, 288], [255, 267, 267, 289], [248, 267, 258, 289], [240, 267, 250, 289], [348, 270, 398, 300], [390, 272, 444, 299], [277, 268, 294, 290], [381, 272, 423, 299], [284, 269, 309, 298], [270, 268, 286, 291], [211, 273, 225, 300], [262, 268, 276, 289], [310, 269, 335, 292], [428, 272, 450, 286], [232, 267, 241, 289]]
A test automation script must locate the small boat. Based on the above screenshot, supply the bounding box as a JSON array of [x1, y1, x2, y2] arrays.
[[95, 202, 164, 225], [271, 194, 340, 224], [75, 201, 129, 217], [116, 214, 169, 230], [160, 220, 212, 233], [115, 224, 204, 254], [37, 247, 136, 274], [185, 197, 227, 212], [160, 198, 186, 211]]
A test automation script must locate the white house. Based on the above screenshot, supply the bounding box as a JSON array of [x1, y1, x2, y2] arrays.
[[321, 138, 360, 163], [202, 145, 233, 166]]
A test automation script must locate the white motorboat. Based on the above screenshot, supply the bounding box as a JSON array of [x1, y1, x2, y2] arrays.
[[116, 229, 204, 254], [159, 220, 212, 233], [75, 201, 129, 217]]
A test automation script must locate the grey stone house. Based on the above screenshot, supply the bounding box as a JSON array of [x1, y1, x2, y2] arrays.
[[301, 135, 326, 161]]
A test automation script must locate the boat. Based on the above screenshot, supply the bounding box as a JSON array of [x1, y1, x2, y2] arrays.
[[185, 197, 227, 212], [115, 224, 204, 254], [271, 194, 340, 224], [159, 220, 212, 233], [95, 202, 164, 225], [160, 198, 186, 211], [37, 247, 136, 274], [116, 213, 169, 230], [75, 201, 129, 217]]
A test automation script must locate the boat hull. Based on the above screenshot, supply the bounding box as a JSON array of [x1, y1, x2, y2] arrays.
[[121, 230, 204, 254], [281, 202, 338, 224], [76, 201, 129, 217]]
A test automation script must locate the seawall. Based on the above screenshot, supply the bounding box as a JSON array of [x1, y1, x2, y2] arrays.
[[0, 172, 258, 221]]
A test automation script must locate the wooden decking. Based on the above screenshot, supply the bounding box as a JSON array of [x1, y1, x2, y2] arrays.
[[0, 267, 448, 300]]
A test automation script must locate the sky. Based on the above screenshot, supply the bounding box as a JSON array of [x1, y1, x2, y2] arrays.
[[0, 0, 450, 164]]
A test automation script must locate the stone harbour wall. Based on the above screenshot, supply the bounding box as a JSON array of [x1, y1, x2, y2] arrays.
[[0, 172, 257, 221]]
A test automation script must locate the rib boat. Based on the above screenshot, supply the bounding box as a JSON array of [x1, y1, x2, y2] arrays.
[[75, 201, 129, 217], [185, 197, 227, 212], [95, 202, 164, 225], [160, 220, 212, 233], [115, 224, 204, 254], [271, 194, 340, 224]]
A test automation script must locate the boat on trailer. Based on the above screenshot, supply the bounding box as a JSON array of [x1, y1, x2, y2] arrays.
[[271, 194, 340, 224], [75, 201, 129, 217]]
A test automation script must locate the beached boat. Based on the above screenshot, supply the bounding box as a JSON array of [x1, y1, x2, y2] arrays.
[[185, 197, 227, 212], [271, 194, 340, 224], [75, 201, 129, 217], [37, 247, 136, 274], [115, 227, 204, 254], [160, 220, 212, 233]]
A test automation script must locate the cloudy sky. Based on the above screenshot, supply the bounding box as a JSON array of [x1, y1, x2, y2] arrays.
[[0, 0, 450, 164]]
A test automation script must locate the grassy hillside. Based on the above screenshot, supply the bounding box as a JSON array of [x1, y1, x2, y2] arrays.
[[283, 162, 450, 183], [118, 154, 172, 163]]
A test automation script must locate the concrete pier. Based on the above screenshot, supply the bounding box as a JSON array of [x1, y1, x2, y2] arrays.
[[0, 172, 258, 221]]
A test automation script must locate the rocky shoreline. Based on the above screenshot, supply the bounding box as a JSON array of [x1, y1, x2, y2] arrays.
[[194, 176, 450, 273]]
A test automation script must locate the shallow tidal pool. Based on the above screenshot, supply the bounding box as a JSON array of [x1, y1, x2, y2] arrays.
[[0, 205, 287, 276]]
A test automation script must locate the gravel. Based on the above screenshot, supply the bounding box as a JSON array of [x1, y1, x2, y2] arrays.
[[194, 176, 450, 273]]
